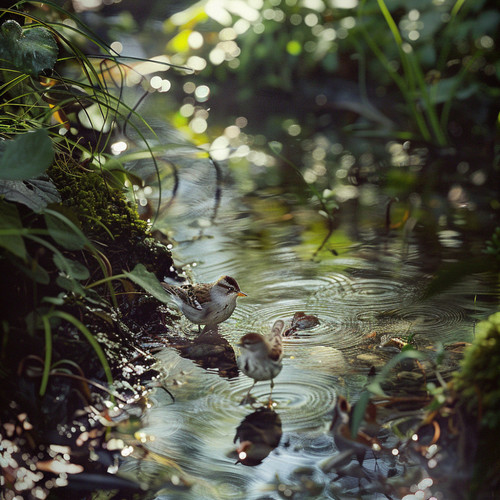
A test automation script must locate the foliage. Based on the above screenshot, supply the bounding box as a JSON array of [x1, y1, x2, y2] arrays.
[[451, 311, 500, 498], [0, 3, 184, 498], [0, 19, 58, 76], [155, 0, 499, 254], [162, 0, 499, 145], [453, 311, 500, 429], [48, 153, 149, 241], [0, 128, 54, 180]]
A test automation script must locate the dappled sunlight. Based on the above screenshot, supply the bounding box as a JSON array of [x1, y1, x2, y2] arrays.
[[1, 0, 498, 499]]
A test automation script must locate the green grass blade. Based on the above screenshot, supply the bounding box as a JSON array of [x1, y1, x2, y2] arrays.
[[40, 314, 53, 396], [48, 310, 114, 400]]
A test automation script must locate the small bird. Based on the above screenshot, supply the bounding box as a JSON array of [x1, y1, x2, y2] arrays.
[[161, 276, 246, 332], [330, 395, 382, 466], [237, 320, 284, 405]]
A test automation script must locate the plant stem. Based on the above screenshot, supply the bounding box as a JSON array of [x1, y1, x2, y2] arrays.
[[40, 315, 52, 396], [47, 310, 115, 402]]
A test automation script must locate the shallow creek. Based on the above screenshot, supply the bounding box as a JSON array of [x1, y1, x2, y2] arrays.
[[120, 156, 499, 499]]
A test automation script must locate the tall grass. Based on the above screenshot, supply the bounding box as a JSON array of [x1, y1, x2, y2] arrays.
[[358, 0, 451, 146]]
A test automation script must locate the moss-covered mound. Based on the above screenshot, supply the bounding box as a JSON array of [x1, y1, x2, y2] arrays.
[[453, 312, 500, 498], [454, 312, 500, 429]]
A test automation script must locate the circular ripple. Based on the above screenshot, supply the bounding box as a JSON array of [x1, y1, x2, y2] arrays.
[[224, 298, 368, 352], [312, 275, 417, 313], [386, 300, 467, 338], [226, 366, 337, 432]]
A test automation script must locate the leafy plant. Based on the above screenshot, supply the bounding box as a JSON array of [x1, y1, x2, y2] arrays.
[[0, 18, 58, 75], [0, 4, 183, 497], [358, 0, 447, 145], [0, 128, 54, 179], [454, 311, 500, 429]]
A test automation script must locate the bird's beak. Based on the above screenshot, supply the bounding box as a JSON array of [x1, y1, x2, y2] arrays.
[[237, 291, 247, 297]]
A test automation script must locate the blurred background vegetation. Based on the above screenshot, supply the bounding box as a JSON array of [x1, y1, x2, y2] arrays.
[[75, 0, 499, 247], [1, 0, 499, 497]]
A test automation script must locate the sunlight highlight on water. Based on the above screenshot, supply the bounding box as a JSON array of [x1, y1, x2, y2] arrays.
[[126, 172, 500, 499]]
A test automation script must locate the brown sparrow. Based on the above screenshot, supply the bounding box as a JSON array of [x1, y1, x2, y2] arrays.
[[237, 320, 284, 405], [161, 276, 246, 331]]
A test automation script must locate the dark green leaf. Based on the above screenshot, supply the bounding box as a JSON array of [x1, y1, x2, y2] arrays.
[[44, 209, 88, 251], [0, 129, 55, 180], [0, 20, 58, 76], [56, 275, 87, 295], [15, 259, 50, 285], [0, 178, 60, 212], [53, 254, 90, 280], [0, 200, 26, 259], [124, 263, 170, 303]]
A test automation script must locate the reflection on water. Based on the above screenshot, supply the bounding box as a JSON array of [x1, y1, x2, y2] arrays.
[[121, 160, 499, 499], [232, 407, 282, 466]]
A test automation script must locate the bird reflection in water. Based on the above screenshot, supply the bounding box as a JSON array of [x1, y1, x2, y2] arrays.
[[231, 407, 282, 466], [162, 325, 239, 378]]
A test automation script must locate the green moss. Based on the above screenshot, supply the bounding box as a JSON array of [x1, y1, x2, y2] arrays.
[[48, 154, 149, 242], [453, 311, 500, 430]]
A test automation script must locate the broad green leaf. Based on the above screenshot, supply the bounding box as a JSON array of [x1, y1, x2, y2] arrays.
[[16, 259, 50, 285], [0, 20, 58, 76], [44, 209, 88, 251], [0, 178, 60, 212], [0, 200, 26, 259], [124, 263, 170, 303], [0, 129, 54, 180], [53, 254, 90, 280], [56, 275, 87, 295]]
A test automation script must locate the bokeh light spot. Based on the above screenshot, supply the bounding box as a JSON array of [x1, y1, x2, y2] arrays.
[[190, 117, 208, 134], [188, 31, 204, 49], [194, 85, 210, 101], [287, 40, 302, 55]]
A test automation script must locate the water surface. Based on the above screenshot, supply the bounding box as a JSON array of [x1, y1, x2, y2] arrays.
[[119, 157, 498, 499]]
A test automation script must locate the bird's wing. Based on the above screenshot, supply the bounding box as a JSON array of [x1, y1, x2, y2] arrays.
[[161, 283, 203, 310], [268, 320, 284, 361], [183, 285, 203, 310], [268, 334, 283, 362]]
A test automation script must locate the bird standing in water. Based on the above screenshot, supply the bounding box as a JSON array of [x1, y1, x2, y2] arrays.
[[161, 275, 246, 332], [237, 320, 284, 405]]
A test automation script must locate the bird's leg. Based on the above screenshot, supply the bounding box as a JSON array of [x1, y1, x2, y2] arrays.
[[247, 381, 256, 400], [267, 379, 275, 408], [240, 381, 256, 406]]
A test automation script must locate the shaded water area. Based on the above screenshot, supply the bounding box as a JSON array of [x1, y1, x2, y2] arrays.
[[119, 156, 499, 499], [0, 2, 498, 499]]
